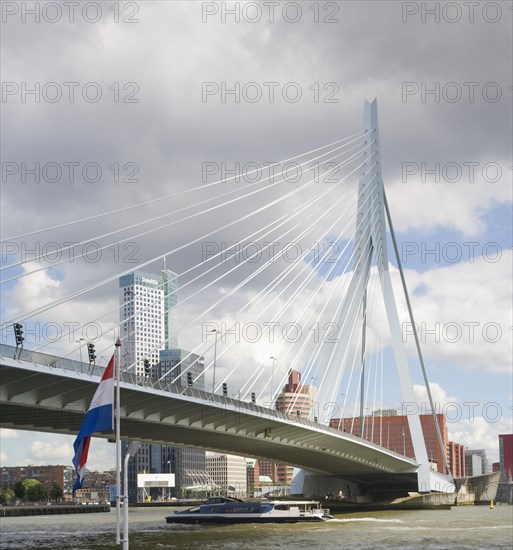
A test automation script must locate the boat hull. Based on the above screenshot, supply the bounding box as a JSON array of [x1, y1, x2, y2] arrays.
[[166, 514, 329, 524]]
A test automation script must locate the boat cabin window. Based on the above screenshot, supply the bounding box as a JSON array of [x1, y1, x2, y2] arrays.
[[274, 504, 290, 511]]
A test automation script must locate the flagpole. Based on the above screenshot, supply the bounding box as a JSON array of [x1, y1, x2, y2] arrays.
[[115, 337, 121, 545]]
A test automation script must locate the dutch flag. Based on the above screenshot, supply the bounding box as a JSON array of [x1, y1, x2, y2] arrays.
[[72, 354, 115, 494]]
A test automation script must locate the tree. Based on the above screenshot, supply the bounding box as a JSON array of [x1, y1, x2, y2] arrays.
[[13, 481, 24, 500], [22, 479, 47, 502], [0, 489, 15, 504], [49, 482, 63, 501]]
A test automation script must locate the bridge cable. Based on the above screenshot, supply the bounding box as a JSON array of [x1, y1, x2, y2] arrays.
[[2, 130, 368, 242], [1, 135, 368, 276], [1, 138, 369, 284], [78, 152, 369, 375], [0, 143, 373, 331]]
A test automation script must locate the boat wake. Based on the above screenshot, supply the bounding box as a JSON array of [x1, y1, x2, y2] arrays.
[[328, 518, 404, 523]]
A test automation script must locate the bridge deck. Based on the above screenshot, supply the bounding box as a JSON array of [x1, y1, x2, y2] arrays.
[[0, 345, 419, 483]]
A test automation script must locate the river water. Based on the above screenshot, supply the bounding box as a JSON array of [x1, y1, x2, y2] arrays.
[[0, 505, 512, 549]]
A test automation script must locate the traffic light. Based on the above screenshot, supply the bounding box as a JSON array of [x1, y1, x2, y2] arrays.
[[222, 383, 228, 397], [144, 359, 151, 377], [296, 409, 301, 417], [13, 323, 24, 346], [87, 343, 96, 365], [187, 372, 193, 387], [251, 392, 256, 404]]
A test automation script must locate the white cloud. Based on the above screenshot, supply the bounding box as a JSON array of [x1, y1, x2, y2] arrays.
[[413, 382, 459, 408], [413, 382, 512, 463], [390, 252, 512, 374], [0, 452, 7, 463], [16, 436, 114, 472], [0, 428, 19, 439], [28, 440, 73, 463], [388, 177, 512, 237], [450, 416, 513, 464]]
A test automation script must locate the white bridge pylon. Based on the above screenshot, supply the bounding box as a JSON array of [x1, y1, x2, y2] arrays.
[[316, 99, 453, 493]]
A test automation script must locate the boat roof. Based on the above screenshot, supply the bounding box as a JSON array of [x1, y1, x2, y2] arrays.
[[201, 497, 321, 505], [267, 500, 321, 505]]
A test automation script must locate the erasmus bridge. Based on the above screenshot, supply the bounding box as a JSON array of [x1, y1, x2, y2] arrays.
[[0, 100, 455, 497]]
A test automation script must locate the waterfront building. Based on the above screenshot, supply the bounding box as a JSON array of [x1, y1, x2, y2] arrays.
[[275, 369, 316, 419], [119, 269, 178, 375], [205, 453, 247, 497], [74, 469, 116, 503], [258, 459, 278, 482], [330, 412, 466, 477], [498, 434, 513, 481], [158, 348, 204, 388], [158, 349, 207, 498], [447, 441, 466, 478], [0, 465, 73, 494], [119, 269, 206, 502], [465, 452, 483, 477], [274, 369, 315, 484], [373, 409, 399, 417], [246, 458, 260, 495], [63, 465, 74, 494], [166, 446, 208, 499], [465, 449, 491, 476]]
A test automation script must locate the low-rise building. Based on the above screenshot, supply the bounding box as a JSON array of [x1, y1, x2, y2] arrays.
[[0, 465, 74, 494]]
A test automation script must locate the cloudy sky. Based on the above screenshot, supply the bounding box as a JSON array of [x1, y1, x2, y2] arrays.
[[1, 1, 511, 471]]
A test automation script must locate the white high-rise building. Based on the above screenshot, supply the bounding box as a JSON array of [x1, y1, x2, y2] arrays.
[[119, 269, 178, 501], [119, 270, 178, 375], [119, 269, 207, 502]]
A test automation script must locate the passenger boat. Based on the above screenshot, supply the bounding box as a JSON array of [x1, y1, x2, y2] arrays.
[[165, 496, 332, 524]]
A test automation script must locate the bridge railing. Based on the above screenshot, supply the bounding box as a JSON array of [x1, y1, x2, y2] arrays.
[[0, 344, 415, 461], [1, 343, 94, 376]]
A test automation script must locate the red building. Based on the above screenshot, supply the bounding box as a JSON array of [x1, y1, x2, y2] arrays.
[[271, 370, 315, 485], [0, 465, 73, 493], [499, 434, 513, 481], [275, 370, 314, 417], [329, 413, 465, 477], [447, 441, 466, 478], [246, 459, 260, 489], [257, 459, 278, 483]]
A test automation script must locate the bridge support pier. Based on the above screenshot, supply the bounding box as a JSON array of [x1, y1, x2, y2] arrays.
[[291, 467, 455, 501]]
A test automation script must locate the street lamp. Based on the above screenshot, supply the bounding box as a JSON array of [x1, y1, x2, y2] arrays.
[[166, 459, 172, 501], [211, 329, 219, 394], [76, 338, 85, 364], [402, 428, 406, 456], [386, 421, 391, 449], [269, 356, 277, 409]]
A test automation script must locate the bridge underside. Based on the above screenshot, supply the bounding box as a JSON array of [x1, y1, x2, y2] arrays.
[[0, 355, 428, 489], [0, 399, 419, 487]]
